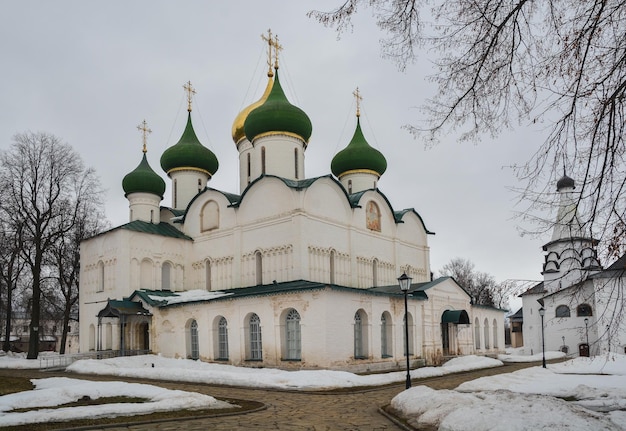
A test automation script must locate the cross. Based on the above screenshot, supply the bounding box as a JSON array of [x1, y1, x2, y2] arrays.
[[183, 80, 196, 112], [353, 87, 363, 117], [261, 29, 274, 76], [272, 34, 283, 69], [137, 120, 152, 153]]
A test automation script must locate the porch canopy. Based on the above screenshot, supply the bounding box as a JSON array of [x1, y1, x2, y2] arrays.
[[441, 309, 470, 324], [97, 299, 152, 318]]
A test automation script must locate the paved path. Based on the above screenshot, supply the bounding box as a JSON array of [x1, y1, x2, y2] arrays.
[[6, 360, 549, 431]]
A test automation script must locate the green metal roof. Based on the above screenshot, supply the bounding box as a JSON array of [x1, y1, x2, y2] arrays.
[[244, 71, 312, 143], [122, 153, 166, 198], [441, 309, 470, 324], [97, 299, 152, 318], [160, 112, 219, 176], [87, 220, 193, 241], [331, 117, 387, 177]]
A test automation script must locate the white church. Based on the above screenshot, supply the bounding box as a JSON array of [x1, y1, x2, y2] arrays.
[[521, 175, 626, 357], [79, 36, 505, 371]]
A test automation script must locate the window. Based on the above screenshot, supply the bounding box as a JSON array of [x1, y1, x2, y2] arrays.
[[484, 318, 490, 349], [198, 178, 202, 192], [261, 147, 266, 175], [201, 201, 219, 231], [348, 180, 352, 194], [255, 251, 263, 285], [354, 311, 364, 359], [217, 317, 228, 360], [162, 262, 171, 291], [556, 305, 571, 317], [403, 313, 414, 356], [285, 309, 301, 360], [174, 179, 177, 208], [247, 153, 251, 184], [97, 261, 105, 292], [248, 313, 262, 360], [329, 250, 336, 284], [492, 319, 498, 349], [205, 260, 212, 291], [474, 317, 481, 349], [372, 259, 378, 287], [577, 304, 593, 317], [381, 312, 392, 358], [188, 320, 199, 360], [294, 148, 299, 179]]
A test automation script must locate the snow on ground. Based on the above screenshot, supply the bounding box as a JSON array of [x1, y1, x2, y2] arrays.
[[498, 350, 567, 363], [391, 352, 626, 430], [4, 351, 626, 429], [66, 354, 503, 390], [0, 377, 232, 427]]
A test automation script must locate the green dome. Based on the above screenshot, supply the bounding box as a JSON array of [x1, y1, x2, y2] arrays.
[[122, 152, 166, 198], [244, 71, 312, 143], [160, 113, 219, 176], [331, 118, 387, 178]]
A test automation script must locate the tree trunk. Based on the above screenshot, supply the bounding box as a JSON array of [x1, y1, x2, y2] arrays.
[[27, 254, 42, 360], [2, 290, 11, 352]]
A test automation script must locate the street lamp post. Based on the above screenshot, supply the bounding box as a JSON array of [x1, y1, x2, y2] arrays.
[[398, 273, 413, 389], [539, 307, 546, 368]]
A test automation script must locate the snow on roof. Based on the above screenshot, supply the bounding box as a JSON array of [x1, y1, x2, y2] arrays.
[[146, 289, 233, 305]]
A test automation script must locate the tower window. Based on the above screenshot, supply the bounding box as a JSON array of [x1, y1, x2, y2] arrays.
[[261, 147, 266, 175], [294, 148, 299, 179]]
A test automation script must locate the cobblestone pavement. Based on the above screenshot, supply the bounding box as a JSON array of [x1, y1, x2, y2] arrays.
[[6, 361, 548, 431]]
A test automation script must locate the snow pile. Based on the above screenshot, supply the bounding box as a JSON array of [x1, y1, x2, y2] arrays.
[[498, 350, 567, 363], [0, 351, 48, 369], [0, 377, 232, 427], [391, 353, 626, 430], [67, 354, 502, 390]]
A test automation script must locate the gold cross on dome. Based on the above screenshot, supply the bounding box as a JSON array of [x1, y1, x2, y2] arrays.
[[353, 87, 363, 117], [183, 80, 196, 112], [272, 34, 283, 69], [137, 120, 152, 153], [261, 29, 275, 77]]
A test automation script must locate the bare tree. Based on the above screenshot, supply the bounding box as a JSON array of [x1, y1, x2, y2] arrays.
[[0, 132, 104, 359], [310, 1, 626, 255], [0, 217, 25, 352], [439, 257, 497, 306]]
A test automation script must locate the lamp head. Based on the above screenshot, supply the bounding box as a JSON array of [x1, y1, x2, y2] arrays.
[[538, 307, 545, 317], [398, 273, 412, 291]]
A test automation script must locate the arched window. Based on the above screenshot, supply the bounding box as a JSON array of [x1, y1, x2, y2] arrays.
[[556, 305, 571, 317], [198, 178, 202, 192], [217, 316, 228, 360], [205, 260, 212, 291], [329, 250, 336, 284], [577, 304, 593, 317], [294, 148, 299, 179], [187, 320, 199, 360], [201, 200, 219, 232], [285, 309, 301, 360], [247, 153, 251, 184], [97, 261, 105, 292], [161, 262, 171, 291], [261, 147, 266, 175], [348, 179, 352, 194], [173, 179, 178, 208], [88, 324, 95, 351], [255, 251, 263, 285], [474, 317, 481, 349], [381, 312, 392, 358], [484, 318, 490, 349], [248, 313, 262, 360], [354, 311, 365, 359], [372, 258, 379, 287], [140, 259, 152, 290], [492, 319, 498, 349]]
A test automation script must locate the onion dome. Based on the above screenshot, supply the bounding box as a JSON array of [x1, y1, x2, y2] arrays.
[[331, 117, 387, 178], [556, 174, 575, 191], [244, 70, 312, 143], [122, 152, 166, 198], [160, 112, 219, 177], [232, 74, 274, 145]]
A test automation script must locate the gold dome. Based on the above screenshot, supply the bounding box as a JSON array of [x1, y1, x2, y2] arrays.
[[231, 75, 274, 146]]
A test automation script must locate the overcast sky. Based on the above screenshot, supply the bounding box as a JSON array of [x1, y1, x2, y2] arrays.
[[1, 1, 554, 292]]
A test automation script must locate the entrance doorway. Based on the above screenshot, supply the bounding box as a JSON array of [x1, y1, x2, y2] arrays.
[[579, 343, 589, 357]]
